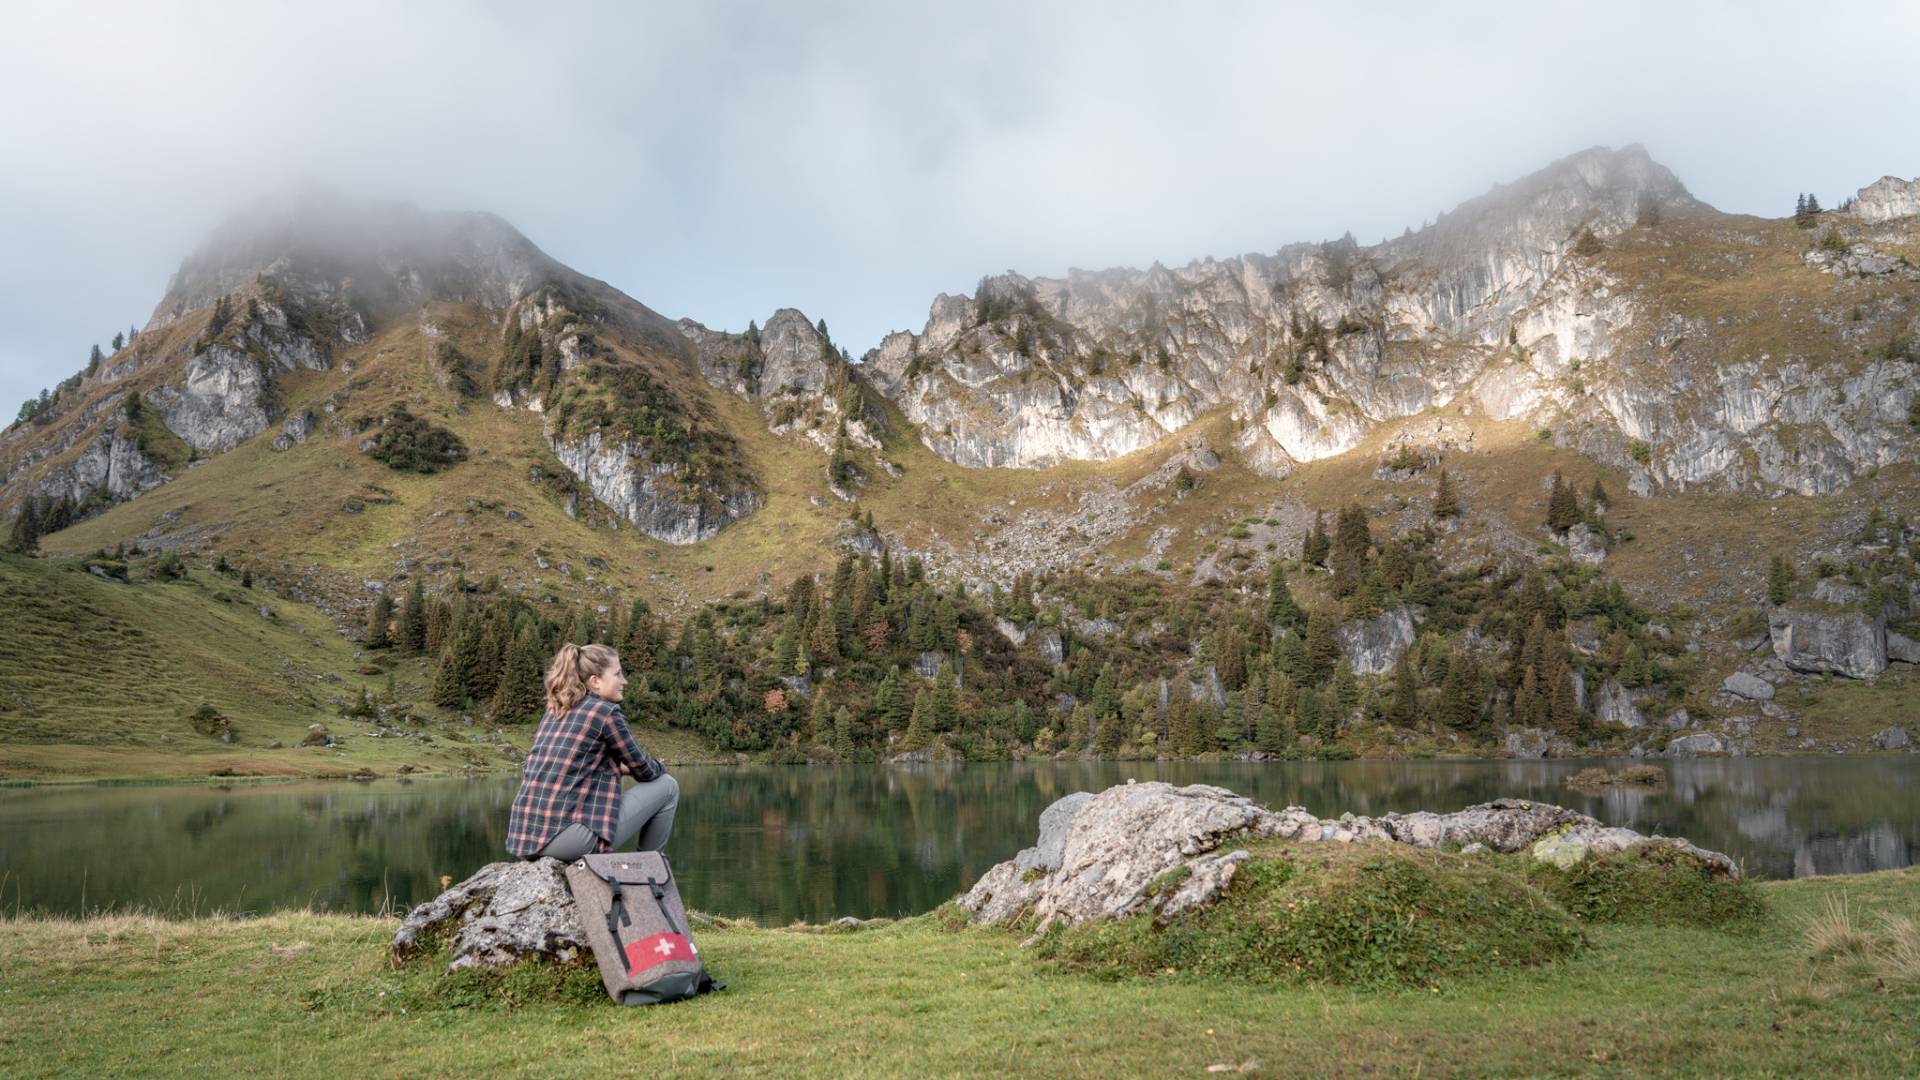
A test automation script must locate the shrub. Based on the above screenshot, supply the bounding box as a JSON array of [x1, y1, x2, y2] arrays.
[[367, 407, 467, 474], [1524, 846, 1765, 928]]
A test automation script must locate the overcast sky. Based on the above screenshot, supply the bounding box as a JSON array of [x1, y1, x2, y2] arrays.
[[3, 0, 1916, 411]]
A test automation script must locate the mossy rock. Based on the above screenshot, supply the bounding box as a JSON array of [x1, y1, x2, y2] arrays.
[[1523, 845, 1767, 928], [1032, 842, 1585, 989]]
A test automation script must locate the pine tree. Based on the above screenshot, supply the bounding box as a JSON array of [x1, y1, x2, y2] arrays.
[[809, 691, 834, 747], [491, 629, 546, 723], [111, 332, 124, 352], [832, 706, 854, 758], [1436, 647, 1480, 731], [1167, 689, 1195, 755], [1386, 654, 1419, 725], [1294, 686, 1328, 742], [1302, 511, 1331, 566], [240, 567, 253, 589], [930, 668, 960, 732], [366, 593, 394, 648], [1545, 471, 1581, 532], [471, 612, 508, 702], [1587, 477, 1608, 512], [1256, 686, 1295, 754], [1433, 469, 1460, 518], [902, 688, 932, 751], [874, 667, 908, 735], [1303, 608, 1338, 682], [431, 614, 484, 709], [398, 580, 427, 653], [1267, 562, 1300, 628], [1330, 660, 1360, 716], [1334, 505, 1372, 564], [570, 605, 595, 646], [425, 600, 452, 655], [6, 497, 42, 555], [1766, 555, 1794, 606]]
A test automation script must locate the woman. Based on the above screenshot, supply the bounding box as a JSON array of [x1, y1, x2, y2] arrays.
[[506, 643, 678, 862]]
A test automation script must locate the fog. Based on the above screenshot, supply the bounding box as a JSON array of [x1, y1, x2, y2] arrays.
[[2, 0, 1916, 410]]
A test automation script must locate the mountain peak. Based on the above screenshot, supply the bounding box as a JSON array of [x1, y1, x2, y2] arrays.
[[156, 186, 560, 326]]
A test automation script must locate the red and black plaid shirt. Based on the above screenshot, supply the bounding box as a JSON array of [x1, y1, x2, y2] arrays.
[[506, 693, 665, 858]]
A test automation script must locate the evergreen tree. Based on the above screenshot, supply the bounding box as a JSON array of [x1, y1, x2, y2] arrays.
[[431, 614, 484, 709], [240, 567, 253, 589], [1256, 683, 1295, 754], [1302, 511, 1331, 566], [1334, 504, 1373, 564], [491, 629, 546, 723], [111, 331, 124, 352], [366, 593, 394, 648], [902, 688, 932, 751], [1766, 555, 1794, 606], [425, 599, 452, 654], [1167, 689, 1195, 755], [832, 706, 854, 758], [1435, 646, 1480, 731], [1545, 471, 1581, 532], [1587, 477, 1609, 512], [1329, 659, 1360, 716], [1549, 660, 1583, 737], [1386, 654, 1419, 725], [1267, 562, 1300, 628], [471, 612, 508, 702], [930, 668, 960, 732], [809, 691, 834, 747], [873, 667, 909, 735], [398, 580, 428, 653], [570, 605, 595, 646], [1294, 686, 1328, 742], [1433, 469, 1460, 518], [6, 496, 42, 555], [1303, 608, 1339, 682]]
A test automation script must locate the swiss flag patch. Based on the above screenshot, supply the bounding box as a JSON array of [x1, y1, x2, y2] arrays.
[[624, 932, 696, 975]]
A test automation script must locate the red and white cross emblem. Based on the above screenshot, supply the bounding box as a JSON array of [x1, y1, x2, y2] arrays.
[[624, 932, 696, 975]]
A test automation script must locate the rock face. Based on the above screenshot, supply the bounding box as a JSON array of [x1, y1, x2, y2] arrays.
[[1333, 606, 1417, 675], [1768, 609, 1888, 680], [549, 430, 762, 545], [391, 859, 587, 972], [956, 783, 1738, 933], [1592, 679, 1649, 728], [1855, 176, 1920, 224], [1888, 632, 1920, 665], [1874, 725, 1911, 751]]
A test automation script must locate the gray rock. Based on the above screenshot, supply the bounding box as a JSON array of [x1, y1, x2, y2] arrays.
[[1666, 732, 1727, 757], [1333, 606, 1417, 676], [994, 617, 1029, 646], [1035, 629, 1064, 665], [1888, 632, 1920, 665], [391, 859, 586, 972], [1014, 792, 1095, 876], [1874, 725, 1911, 751], [1592, 679, 1648, 728], [1812, 579, 1864, 606], [1564, 522, 1606, 565], [1721, 671, 1774, 701], [913, 651, 946, 679], [1768, 609, 1888, 679], [1854, 175, 1920, 223], [549, 429, 761, 544]]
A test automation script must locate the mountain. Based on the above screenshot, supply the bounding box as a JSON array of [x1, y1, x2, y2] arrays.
[[867, 145, 1917, 498], [0, 149, 1917, 776]]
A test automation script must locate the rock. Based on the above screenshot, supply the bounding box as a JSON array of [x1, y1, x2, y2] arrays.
[[1034, 629, 1064, 665], [1768, 609, 1888, 680], [271, 409, 315, 451], [957, 786, 1741, 934], [1333, 606, 1417, 676], [1592, 679, 1648, 728], [1530, 832, 1591, 870], [1874, 725, 1911, 751], [994, 617, 1029, 646], [1888, 632, 1920, 665], [1812, 579, 1863, 606], [1854, 175, 1920, 223], [548, 429, 761, 544], [391, 859, 586, 971], [1564, 522, 1606, 565], [1666, 732, 1726, 757], [1721, 671, 1774, 701], [913, 651, 946, 679], [1460, 842, 1489, 856]]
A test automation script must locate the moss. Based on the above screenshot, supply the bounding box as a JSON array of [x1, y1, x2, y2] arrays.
[[1524, 846, 1767, 928], [1033, 843, 1585, 989]]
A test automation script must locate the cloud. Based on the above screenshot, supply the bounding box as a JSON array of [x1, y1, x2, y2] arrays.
[[1, 0, 1916, 410]]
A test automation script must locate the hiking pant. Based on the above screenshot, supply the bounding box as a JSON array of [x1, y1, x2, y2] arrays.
[[534, 773, 679, 862]]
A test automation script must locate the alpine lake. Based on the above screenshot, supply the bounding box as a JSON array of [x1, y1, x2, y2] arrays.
[[2, 757, 1915, 924]]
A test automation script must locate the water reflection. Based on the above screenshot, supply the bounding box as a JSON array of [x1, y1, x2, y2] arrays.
[[0, 758, 1914, 923]]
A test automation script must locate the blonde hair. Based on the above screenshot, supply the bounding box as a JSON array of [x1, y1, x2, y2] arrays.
[[545, 643, 620, 716]]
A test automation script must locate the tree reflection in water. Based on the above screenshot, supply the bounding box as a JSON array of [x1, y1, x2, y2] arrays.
[[1, 758, 1912, 921]]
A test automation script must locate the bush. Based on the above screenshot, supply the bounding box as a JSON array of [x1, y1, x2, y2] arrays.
[[366, 407, 467, 474], [1524, 846, 1765, 928]]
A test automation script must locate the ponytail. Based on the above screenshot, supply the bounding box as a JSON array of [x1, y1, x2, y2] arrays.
[[545, 642, 620, 716]]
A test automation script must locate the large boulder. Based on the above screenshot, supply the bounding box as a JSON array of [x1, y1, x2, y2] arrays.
[[1768, 609, 1887, 680], [956, 784, 1739, 934], [1888, 632, 1920, 665], [1333, 606, 1417, 676], [1874, 725, 1911, 751], [1666, 732, 1727, 758], [1721, 671, 1774, 701], [391, 859, 587, 971]]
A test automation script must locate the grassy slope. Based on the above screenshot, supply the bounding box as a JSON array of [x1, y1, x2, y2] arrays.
[[0, 554, 715, 782], [0, 868, 1914, 1078]]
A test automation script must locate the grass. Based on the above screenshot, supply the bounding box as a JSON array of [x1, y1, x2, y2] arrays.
[[0, 553, 719, 782], [0, 868, 1914, 1077]]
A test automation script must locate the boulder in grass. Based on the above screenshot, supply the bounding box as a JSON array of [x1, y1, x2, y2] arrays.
[[391, 859, 587, 971]]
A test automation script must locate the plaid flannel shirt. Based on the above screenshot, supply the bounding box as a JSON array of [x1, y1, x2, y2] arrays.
[[506, 692, 666, 858]]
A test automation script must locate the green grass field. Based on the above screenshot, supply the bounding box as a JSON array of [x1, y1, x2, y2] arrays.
[[0, 867, 1913, 1077]]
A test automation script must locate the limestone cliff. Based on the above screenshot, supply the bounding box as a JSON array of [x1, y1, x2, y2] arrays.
[[865, 148, 1919, 497]]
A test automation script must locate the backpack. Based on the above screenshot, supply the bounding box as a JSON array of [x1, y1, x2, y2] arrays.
[[565, 851, 721, 1005]]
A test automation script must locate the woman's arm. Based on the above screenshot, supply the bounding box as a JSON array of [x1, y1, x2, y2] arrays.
[[600, 701, 666, 781]]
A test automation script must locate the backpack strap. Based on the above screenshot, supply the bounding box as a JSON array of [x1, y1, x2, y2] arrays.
[[603, 876, 632, 942]]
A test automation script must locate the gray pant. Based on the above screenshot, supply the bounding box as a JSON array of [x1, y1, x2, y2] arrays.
[[534, 773, 679, 862]]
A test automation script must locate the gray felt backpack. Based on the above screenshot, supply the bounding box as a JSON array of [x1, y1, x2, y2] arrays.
[[565, 851, 720, 1005]]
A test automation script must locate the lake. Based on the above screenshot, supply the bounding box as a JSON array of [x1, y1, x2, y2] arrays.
[[2, 758, 1915, 923]]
